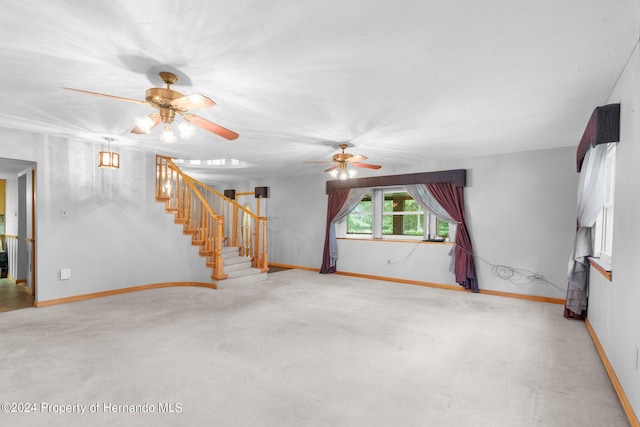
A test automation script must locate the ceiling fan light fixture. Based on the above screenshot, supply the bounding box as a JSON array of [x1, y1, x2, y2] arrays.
[[160, 124, 177, 143], [178, 122, 196, 139], [134, 116, 155, 134], [65, 71, 239, 142], [308, 143, 380, 179]]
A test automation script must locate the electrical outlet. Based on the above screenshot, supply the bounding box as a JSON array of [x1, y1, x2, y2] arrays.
[[60, 268, 71, 280], [61, 209, 69, 218]]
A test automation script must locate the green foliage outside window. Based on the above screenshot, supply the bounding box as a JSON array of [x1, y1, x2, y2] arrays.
[[346, 191, 450, 238], [347, 197, 372, 234], [382, 192, 422, 236], [436, 218, 450, 238]]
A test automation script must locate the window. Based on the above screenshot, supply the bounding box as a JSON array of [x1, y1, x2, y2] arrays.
[[347, 193, 373, 235], [593, 144, 616, 262], [344, 188, 450, 240], [382, 190, 424, 236]]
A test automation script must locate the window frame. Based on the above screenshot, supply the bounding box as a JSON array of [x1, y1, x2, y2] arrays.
[[340, 186, 450, 241], [593, 143, 616, 262]]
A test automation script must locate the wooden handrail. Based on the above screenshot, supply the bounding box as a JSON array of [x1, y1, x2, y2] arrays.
[[155, 156, 268, 278], [156, 156, 227, 280]]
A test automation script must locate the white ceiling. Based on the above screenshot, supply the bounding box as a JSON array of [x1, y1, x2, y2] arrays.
[[1, 0, 639, 183]]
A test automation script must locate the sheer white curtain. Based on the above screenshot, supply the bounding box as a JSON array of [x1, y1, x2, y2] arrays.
[[329, 187, 370, 268], [566, 143, 607, 316], [405, 184, 458, 272], [405, 184, 455, 223]]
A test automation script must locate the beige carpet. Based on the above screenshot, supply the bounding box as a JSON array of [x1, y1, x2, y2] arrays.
[[0, 269, 628, 426]]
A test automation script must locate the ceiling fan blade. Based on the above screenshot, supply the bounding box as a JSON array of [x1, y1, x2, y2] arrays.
[[352, 162, 381, 170], [170, 93, 215, 111], [131, 113, 161, 134], [304, 160, 337, 164], [345, 154, 367, 163], [182, 113, 239, 140], [324, 165, 340, 172], [62, 87, 149, 105]]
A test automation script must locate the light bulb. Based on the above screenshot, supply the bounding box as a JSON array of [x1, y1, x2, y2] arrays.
[[135, 116, 154, 134], [160, 124, 177, 143], [178, 122, 196, 139], [339, 171, 348, 180], [348, 168, 357, 178], [329, 169, 339, 178]]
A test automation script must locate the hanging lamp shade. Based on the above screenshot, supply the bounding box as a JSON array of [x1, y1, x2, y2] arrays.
[[98, 151, 120, 169], [98, 138, 120, 169]]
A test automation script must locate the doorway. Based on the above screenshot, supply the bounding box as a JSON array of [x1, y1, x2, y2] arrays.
[[0, 158, 36, 312]]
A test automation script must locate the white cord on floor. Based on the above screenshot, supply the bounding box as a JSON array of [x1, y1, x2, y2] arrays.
[[386, 241, 565, 291]]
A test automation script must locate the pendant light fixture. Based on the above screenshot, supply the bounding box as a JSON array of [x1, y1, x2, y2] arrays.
[[98, 138, 120, 169]]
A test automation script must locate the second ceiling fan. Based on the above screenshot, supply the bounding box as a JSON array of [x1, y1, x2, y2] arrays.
[[64, 71, 239, 142], [306, 144, 381, 179]]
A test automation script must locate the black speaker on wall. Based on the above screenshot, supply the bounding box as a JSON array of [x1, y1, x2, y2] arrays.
[[224, 189, 236, 200], [254, 186, 269, 198]]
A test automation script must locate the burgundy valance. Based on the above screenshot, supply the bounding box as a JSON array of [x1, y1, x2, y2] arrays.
[[326, 169, 466, 194], [576, 103, 620, 172]]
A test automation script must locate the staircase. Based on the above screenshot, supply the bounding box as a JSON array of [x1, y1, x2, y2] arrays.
[[216, 246, 268, 288], [156, 155, 268, 287]]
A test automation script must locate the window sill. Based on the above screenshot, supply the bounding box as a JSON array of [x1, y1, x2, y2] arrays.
[[589, 257, 612, 281], [338, 237, 453, 245]]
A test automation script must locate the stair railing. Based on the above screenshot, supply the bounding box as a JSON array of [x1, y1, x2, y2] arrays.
[[155, 156, 268, 277]]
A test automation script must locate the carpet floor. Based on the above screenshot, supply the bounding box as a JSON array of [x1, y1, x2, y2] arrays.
[[0, 269, 628, 426]]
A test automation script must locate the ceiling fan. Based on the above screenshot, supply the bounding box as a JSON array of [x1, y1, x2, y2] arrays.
[[305, 143, 381, 179], [63, 71, 239, 142]]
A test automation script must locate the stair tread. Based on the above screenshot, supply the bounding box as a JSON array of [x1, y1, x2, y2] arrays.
[[224, 255, 251, 265], [206, 258, 251, 268], [225, 267, 263, 277], [212, 271, 268, 287]]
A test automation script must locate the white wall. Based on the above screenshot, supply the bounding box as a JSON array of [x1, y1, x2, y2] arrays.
[[437, 147, 577, 299], [209, 174, 328, 269], [339, 147, 577, 299], [226, 145, 577, 300], [338, 239, 455, 285], [588, 43, 640, 417], [0, 130, 213, 303]]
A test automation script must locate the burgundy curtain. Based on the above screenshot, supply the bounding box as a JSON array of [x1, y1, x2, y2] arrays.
[[426, 182, 478, 292], [320, 188, 350, 273]]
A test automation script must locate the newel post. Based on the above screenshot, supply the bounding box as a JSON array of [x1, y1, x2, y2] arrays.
[[261, 218, 268, 271], [211, 219, 228, 280]]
